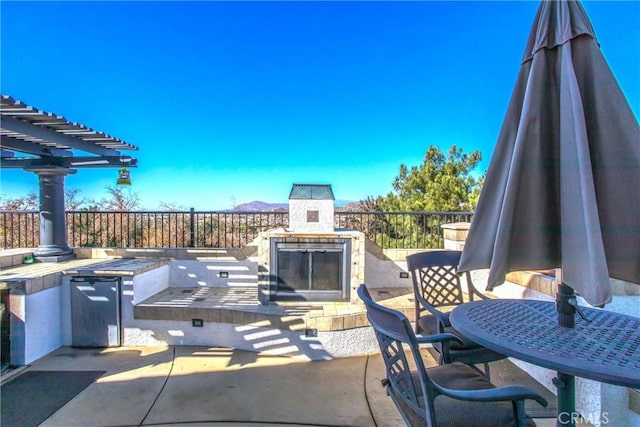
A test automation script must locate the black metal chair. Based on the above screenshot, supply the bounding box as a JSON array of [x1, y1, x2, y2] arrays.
[[406, 250, 507, 377], [358, 284, 547, 427]]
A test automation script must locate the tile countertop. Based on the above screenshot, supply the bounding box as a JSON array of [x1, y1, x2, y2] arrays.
[[0, 258, 169, 294], [61, 258, 168, 276]]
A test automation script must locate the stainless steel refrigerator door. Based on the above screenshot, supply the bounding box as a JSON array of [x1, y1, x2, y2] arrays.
[[70, 276, 120, 347]]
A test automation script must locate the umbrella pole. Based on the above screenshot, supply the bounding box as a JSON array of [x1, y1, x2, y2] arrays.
[[554, 280, 577, 426], [553, 372, 576, 427], [556, 282, 576, 328]]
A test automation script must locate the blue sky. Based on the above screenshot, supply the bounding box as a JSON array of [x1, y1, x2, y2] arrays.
[[1, 1, 639, 210]]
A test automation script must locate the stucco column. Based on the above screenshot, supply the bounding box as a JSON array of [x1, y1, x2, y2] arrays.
[[442, 222, 471, 250], [27, 166, 77, 258]]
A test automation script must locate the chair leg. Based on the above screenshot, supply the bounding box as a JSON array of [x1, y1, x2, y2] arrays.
[[512, 399, 528, 427], [483, 362, 491, 380]]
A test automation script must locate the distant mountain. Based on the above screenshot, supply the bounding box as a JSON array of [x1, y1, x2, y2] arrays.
[[334, 199, 358, 208], [231, 200, 363, 211], [337, 201, 364, 211], [232, 201, 288, 211]]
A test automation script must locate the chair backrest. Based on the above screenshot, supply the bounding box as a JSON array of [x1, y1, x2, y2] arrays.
[[357, 284, 436, 426], [406, 250, 472, 309]]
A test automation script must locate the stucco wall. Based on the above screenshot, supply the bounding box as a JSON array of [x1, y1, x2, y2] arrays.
[[289, 199, 334, 233], [123, 318, 379, 361], [168, 259, 258, 288], [11, 286, 63, 365]]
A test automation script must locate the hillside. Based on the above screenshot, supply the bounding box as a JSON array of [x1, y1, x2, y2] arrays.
[[232, 201, 288, 211], [231, 200, 364, 211]]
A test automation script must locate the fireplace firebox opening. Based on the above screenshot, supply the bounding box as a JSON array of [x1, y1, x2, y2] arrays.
[[270, 238, 351, 301]]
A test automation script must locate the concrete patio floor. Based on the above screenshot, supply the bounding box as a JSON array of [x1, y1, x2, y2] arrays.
[[0, 345, 568, 427]]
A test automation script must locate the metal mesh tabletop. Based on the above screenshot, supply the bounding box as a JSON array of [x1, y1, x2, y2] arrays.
[[450, 299, 640, 388]]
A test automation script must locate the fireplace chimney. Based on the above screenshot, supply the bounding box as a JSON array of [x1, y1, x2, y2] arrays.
[[288, 183, 335, 233]]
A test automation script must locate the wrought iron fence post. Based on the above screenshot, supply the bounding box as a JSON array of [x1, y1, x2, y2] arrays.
[[189, 208, 195, 247]]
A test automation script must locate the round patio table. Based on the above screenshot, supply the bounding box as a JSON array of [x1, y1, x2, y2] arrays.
[[449, 299, 640, 427]]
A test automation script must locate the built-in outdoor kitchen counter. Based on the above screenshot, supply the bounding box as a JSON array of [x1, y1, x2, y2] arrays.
[[62, 257, 168, 277], [0, 254, 169, 366], [0, 255, 167, 294]]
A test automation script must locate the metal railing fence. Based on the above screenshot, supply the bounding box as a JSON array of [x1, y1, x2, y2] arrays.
[[0, 211, 39, 250], [1, 210, 473, 250]]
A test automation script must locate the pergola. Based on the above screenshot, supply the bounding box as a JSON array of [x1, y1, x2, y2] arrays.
[[0, 95, 138, 260]]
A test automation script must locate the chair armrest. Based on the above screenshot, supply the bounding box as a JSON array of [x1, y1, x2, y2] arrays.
[[415, 292, 451, 327], [463, 271, 491, 301], [471, 288, 491, 300], [435, 384, 548, 407], [416, 333, 463, 346]]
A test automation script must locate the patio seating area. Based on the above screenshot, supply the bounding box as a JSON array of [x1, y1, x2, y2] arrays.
[[1, 245, 638, 425], [0, 246, 569, 426]]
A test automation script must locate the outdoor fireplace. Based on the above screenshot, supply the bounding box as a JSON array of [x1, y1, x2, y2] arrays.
[[270, 238, 351, 301], [258, 184, 364, 303]]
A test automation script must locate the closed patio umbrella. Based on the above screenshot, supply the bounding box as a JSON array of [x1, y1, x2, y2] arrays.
[[457, 1, 639, 424], [458, 0, 639, 311]]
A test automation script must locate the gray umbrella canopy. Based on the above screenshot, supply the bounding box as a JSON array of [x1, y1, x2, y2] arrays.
[[458, 0, 640, 307]]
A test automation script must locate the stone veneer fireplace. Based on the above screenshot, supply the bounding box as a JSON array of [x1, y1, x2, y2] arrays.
[[258, 184, 364, 303]]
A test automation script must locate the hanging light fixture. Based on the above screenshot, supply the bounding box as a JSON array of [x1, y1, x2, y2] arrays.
[[117, 166, 131, 185]]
